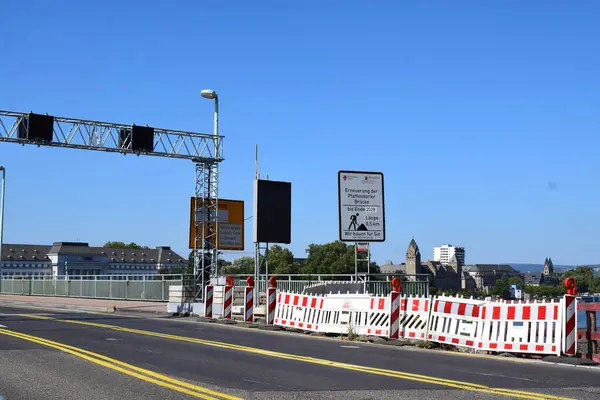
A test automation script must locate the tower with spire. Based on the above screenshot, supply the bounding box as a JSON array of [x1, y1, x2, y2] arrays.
[[405, 238, 422, 275], [543, 257, 554, 276]]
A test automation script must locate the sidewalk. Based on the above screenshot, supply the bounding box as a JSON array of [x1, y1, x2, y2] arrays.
[[0, 294, 167, 314]]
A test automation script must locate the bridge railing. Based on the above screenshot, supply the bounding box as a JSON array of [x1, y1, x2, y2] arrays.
[[0, 274, 183, 301], [227, 273, 430, 301]]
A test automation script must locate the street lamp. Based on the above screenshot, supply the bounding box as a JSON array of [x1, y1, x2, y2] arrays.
[[200, 89, 220, 282], [0, 166, 5, 281]]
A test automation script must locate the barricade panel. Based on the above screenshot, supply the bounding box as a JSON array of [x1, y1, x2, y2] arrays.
[[427, 296, 485, 348], [479, 300, 561, 355]]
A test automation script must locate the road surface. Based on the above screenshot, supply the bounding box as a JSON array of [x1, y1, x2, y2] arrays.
[[0, 305, 599, 399]]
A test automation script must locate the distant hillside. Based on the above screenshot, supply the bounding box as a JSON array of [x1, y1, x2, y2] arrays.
[[506, 263, 600, 273]]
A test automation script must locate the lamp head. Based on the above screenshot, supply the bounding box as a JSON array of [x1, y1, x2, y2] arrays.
[[201, 89, 218, 100]]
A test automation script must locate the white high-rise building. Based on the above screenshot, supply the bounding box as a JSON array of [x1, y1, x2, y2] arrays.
[[433, 244, 465, 266]]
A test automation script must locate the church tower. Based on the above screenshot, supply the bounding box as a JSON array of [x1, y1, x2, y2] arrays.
[[405, 238, 421, 275], [544, 257, 554, 276]]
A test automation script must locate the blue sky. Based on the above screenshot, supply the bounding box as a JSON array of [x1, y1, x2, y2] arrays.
[[0, 1, 599, 265]]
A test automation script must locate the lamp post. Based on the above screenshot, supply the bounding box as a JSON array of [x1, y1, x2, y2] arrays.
[[200, 89, 220, 280], [0, 166, 5, 282]]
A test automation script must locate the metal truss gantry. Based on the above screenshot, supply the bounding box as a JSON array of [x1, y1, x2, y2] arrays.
[[0, 110, 223, 163], [0, 109, 223, 301]]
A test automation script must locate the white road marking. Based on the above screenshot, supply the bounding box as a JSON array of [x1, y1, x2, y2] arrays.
[[340, 345, 361, 349], [0, 325, 6, 328], [105, 338, 119, 341]]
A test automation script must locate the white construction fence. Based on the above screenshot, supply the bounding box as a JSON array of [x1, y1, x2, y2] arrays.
[[272, 290, 577, 357]]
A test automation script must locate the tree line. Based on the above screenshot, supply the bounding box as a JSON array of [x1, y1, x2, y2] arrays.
[[218, 241, 379, 276]]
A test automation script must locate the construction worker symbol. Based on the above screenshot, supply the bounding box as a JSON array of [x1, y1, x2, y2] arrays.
[[348, 213, 368, 231]]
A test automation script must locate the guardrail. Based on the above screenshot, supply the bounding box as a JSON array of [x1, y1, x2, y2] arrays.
[[0, 274, 183, 301], [578, 302, 600, 362], [229, 273, 430, 298]]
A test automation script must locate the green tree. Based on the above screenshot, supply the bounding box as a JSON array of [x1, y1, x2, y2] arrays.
[[303, 241, 356, 275], [267, 245, 298, 274], [104, 241, 149, 249], [507, 276, 524, 287], [220, 256, 254, 275], [491, 275, 510, 299]]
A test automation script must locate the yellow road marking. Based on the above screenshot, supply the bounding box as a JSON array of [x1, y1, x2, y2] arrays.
[[12, 314, 573, 400], [0, 328, 241, 400]]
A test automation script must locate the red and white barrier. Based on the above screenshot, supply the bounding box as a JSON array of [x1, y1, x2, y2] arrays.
[[267, 287, 277, 325], [478, 300, 562, 355], [223, 285, 233, 319], [563, 295, 577, 355], [319, 295, 390, 336], [204, 285, 213, 318], [244, 286, 254, 322], [389, 291, 400, 339], [398, 296, 431, 340], [273, 290, 578, 357], [427, 297, 484, 348], [274, 292, 324, 331]]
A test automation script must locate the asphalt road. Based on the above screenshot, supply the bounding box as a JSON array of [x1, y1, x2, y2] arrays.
[[1, 305, 599, 400]]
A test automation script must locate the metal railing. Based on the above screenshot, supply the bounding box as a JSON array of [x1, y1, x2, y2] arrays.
[[0, 274, 183, 301], [230, 273, 430, 297]]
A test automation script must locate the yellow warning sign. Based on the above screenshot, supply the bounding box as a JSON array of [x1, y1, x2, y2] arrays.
[[188, 197, 245, 250]]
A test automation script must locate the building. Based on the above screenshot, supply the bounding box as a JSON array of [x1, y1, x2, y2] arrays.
[[523, 272, 544, 286], [543, 257, 554, 276], [379, 261, 405, 274], [0, 242, 187, 278], [462, 264, 520, 290], [509, 284, 523, 300], [433, 244, 465, 266], [405, 239, 462, 291]]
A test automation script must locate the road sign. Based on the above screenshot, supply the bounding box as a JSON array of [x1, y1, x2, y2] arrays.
[[338, 171, 385, 242], [189, 198, 245, 250]]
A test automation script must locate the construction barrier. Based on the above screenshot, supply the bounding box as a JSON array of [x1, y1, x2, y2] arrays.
[[267, 287, 276, 325], [274, 292, 324, 331], [204, 285, 213, 318], [389, 291, 400, 339], [318, 295, 390, 336], [563, 294, 577, 355], [398, 296, 431, 340], [273, 290, 576, 357], [244, 286, 254, 322], [427, 297, 484, 348], [478, 299, 562, 355], [223, 285, 233, 319]]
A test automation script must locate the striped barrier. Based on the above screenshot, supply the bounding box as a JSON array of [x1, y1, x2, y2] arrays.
[[479, 300, 561, 355], [267, 287, 277, 325], [389, 291, 400, 339], [398, 296, 431, 340], [274, 292, 324, 331], [272, 290, 577, 357], [244, 286, 254, 322], [427, 297, 484, 348], [223, 285, 233, 319], [563, 295, 577, 355], [204, 285, 213, 318]]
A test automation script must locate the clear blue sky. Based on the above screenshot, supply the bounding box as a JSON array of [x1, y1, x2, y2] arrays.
[[1, 1, 599, 266]]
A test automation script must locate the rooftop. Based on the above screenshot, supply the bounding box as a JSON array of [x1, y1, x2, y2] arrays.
[[2, 243, 187, 264]]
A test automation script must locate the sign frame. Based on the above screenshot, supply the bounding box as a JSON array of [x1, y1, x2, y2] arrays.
[[338, 170, 386, 243], [189, 197, 245, 251]]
